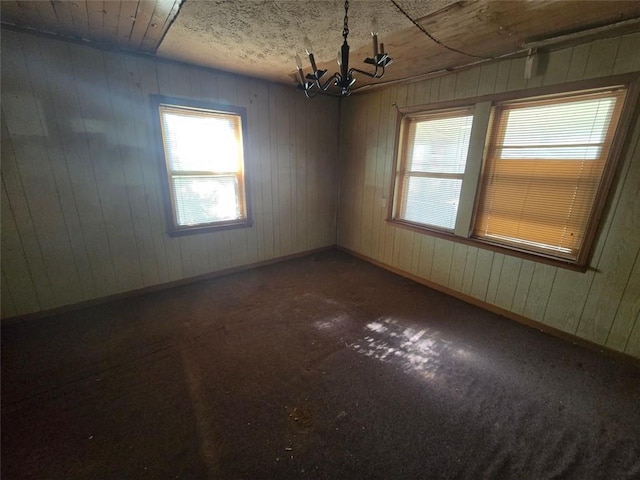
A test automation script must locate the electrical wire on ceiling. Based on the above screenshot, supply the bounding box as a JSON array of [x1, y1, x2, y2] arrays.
[[390, 0, 497, 60]]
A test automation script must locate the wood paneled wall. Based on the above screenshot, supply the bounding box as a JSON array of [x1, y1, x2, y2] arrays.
[[1, 28, 339, 318], [337, 33, 640, 358]]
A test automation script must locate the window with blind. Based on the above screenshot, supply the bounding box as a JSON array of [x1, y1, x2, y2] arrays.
[[393, 108, 474, 230], [390, 75, 636, 268], [473, 89, 626, 262], [153, 96, 250, 234]]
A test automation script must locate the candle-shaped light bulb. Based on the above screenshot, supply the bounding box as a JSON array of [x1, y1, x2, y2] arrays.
[[303, 36, 313, 55], [371, 18, 379, 56], [371, 18, 379, 36], [303, 36, 318, 73], [294, 54, 305, 85]]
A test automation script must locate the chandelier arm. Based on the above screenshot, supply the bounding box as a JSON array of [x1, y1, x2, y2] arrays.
[[300, 73, 342, 97], [310, 88, 350, 98], [348, 66, 380, 79], [319, 73, 342, 91], [300, 83, 346, 98], [303, 87, 322, 99]]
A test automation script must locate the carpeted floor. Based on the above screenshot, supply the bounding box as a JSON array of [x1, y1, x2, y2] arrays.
[[2, 249, 639, 479]]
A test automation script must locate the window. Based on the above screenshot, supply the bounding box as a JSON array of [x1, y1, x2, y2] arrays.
[[473, 90, 626, 261], [152, 96, 250, 234], [393, 108, 474, 231], [390, 75, 637, 267]]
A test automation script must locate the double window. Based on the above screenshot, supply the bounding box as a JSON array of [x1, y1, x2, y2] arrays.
[[152, 96, 250, 234], [392, 76, 636, 267]]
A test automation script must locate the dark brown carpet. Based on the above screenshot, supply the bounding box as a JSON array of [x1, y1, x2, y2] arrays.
[[2, 249, 639, 479]]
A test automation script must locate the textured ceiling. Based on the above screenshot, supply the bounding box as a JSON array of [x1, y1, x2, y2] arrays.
[[2, 1, 640, 92], [157, 0, 457, 84]]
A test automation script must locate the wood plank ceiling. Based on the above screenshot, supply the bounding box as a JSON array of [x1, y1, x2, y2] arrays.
[[1, 1, 639, 91], [0, 1, 181, 52]]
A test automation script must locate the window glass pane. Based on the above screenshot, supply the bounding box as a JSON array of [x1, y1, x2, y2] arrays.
[[408, 114, 473, 174], [161, 109, 241, 173], [173, 176, 240, 226], [401, 176, 462, 230], [500, 97, 616, 160]]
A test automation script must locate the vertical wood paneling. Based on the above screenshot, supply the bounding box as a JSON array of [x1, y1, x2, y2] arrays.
[[566, 43, 591, 81], [606, 250, 640, 352], [370, 87, 393, 258], [454, 69, 480, 99], [1, 175, 40, 313], [485, 253, 505, 305], [409, 233, 421, 277], [3, 31, 84, 307], [507, 57, 527, 91], [337, 33, 640, 358], [431, 239, 454, 287], [293, 93, 308, 251], [583, 37, 620, 78], [511, 260, 535, 315], [542, 47, 572, 86], [27, 34, 99, 300], [360, 91, 382, 257], [122, 54, 164, 285], [103, 49, 159, 286], [318, 97, 339, 245], [494, 256, 522, 310], [396, 229, 415, 274], [477, 62, 499, 96], [460, 246, 478, 295], [136, 54, 183, 282], [1, 268, 17, 319], [576, 123, 640, 344], [1, 29, 339, 318], [254, 81, 276, 260], [613, 33, 640, 74], [470, 249, 493, 301], [416, 235, 435, 281], [625, 312, 640, 358], [351, 95, 368, 254], [245, 78, 267, 260], [449, 243, 469, 292], [537, 262, 589, 333], [71, 40, 143, 294], [494, 60, 512, 92]]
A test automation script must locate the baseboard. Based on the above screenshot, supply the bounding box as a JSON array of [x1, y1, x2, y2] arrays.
[[338, 246, 640, 368], [2, 245, 336, 326]]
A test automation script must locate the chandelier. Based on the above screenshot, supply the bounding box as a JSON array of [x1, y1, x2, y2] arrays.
[[294, 0, 393, 98]]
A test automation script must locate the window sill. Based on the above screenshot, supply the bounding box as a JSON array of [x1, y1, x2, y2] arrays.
[[168, 219, 253, 237], [387, 218, 589, 273]]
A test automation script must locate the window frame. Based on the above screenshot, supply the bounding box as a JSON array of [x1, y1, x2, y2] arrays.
[[151, 95, 252, 236], [392, 106, 475, 233], [388, 73, 639, 270]]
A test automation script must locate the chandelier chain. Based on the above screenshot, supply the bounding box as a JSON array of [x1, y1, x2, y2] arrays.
[[342, 0, 349, 40]]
